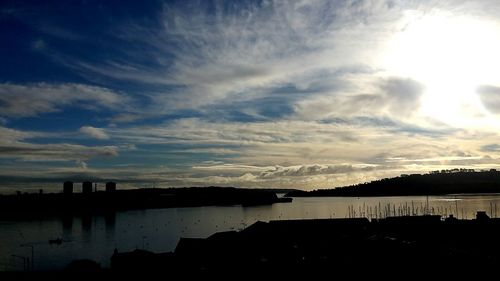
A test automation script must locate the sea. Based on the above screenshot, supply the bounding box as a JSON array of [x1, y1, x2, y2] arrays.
[[1, 194, 500, 271]]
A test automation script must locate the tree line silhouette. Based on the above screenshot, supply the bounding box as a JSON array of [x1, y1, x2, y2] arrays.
[[286, 169, 500, 197]]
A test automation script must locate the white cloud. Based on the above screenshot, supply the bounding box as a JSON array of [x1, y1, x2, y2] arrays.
[[193, 163, 275, 172], [80, 126, 109, 140], [0, 126, 39, 143], [258, 164, 380, 178], [0, 125, 118, 162], [477, 85, 500, 114], [293, 76, 425, 121], [2, 118, 500, 189], [0, 142, 118, 162], [106, 117, 500, 170], [32, 39, 46, 50], [0, 83, 132, 117], [76, 159, 88, 170]]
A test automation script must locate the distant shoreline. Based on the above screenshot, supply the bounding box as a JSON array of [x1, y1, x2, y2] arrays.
[[0, 186, 292, 220]]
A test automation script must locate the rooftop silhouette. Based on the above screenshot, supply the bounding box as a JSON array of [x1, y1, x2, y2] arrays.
[[108, 213, 500, 277]]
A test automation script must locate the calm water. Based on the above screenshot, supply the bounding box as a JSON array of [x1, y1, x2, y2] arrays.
[[2, 194, 500, 271]]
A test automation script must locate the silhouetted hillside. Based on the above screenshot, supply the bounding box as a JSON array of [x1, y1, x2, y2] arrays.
[[286, 170, 500, 197]]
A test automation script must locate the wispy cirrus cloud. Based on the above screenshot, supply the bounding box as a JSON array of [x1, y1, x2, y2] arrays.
[[62, 1, 403, 115]]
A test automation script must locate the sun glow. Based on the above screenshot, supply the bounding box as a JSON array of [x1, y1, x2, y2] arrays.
[[382, 11, 500, 127]]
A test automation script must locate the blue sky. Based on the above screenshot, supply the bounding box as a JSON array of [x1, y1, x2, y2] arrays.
[[2, 0, 500, 192]]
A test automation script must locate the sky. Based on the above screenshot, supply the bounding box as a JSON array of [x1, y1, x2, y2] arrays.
[[2, 0, 500, 192]]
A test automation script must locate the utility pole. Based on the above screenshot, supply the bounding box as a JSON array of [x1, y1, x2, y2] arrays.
[[426, 195, 429, 215], [142, 235, 149, 250]]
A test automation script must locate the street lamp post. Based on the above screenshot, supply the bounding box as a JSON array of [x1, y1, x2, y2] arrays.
[[20, 244, 34, 271], [11, 255, 27, 271]]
